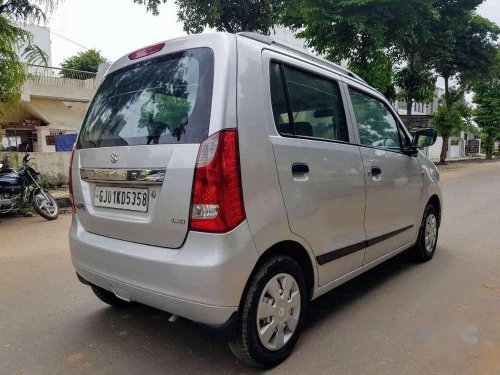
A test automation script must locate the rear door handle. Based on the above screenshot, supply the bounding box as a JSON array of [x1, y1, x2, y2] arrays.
[[292, 163, 309, 174]]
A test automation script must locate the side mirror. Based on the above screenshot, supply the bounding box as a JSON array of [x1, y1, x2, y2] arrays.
[[412, 128, 438, 149], [0, 164, 3, 169]]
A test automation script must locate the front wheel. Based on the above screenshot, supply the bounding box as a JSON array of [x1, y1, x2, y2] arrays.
[[31, 189, 59, 220], [229, 256, 308, 368], [411, 204, 439, 262]]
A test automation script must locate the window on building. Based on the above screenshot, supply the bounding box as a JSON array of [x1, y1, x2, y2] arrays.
[[45, 135, 56, 146]]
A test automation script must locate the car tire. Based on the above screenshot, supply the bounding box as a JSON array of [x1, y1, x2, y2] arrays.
[[229, 255, 308, 368], [411, 204, 439, 262], [91, 284, 130, 308]]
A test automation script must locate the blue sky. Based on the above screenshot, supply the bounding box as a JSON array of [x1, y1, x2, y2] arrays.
[[47, 0, 500, 68]]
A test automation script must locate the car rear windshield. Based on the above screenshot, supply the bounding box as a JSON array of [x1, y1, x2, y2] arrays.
[[77, 48, 214, 149]]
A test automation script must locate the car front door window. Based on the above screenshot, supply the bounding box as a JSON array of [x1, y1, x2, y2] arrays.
[[348, 88, 402, 151]]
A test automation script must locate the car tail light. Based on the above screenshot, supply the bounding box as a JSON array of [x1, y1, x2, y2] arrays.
[[128, 43, 165, 60], [69, 144, 76, 213], [189, 130, 245, 233]]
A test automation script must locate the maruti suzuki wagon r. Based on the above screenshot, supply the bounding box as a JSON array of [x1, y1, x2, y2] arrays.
[[69, 32, 442, 368]]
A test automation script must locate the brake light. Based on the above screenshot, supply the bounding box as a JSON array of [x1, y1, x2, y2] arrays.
[[128, 43, 165, 60], [69, 144, 76, 213], [189, 130, 245, 233]]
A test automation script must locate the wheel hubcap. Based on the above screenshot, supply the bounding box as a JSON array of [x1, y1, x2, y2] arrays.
[[257, 273, 301, 351], [424, 213, 438, 253]]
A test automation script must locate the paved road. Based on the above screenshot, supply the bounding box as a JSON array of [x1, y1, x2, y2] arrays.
[[1, 162, 499, 375]]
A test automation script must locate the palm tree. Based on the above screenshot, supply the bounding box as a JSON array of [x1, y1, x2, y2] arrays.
[[0, 0, 57, 109]]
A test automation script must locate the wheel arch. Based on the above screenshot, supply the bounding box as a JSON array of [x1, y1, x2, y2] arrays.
[[239, 240, 316, 313]]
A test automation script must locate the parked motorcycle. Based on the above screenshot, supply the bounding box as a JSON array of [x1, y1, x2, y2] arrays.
[[0, 154, 60, 220]]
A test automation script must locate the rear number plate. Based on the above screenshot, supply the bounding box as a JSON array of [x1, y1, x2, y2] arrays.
[[94, 186, 149, 212]]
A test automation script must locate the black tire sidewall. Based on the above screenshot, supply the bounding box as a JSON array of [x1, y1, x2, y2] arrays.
[[239, 256, 308, 367]]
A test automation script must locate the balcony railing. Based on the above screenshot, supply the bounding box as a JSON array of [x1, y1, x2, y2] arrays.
[[26, 64, 99, 90]]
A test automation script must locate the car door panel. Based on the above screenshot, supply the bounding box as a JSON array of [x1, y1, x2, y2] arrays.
[[264, 54, 367, 286], [271, 136, 367, 285], [360, 148, 421, 263], [346, 86, 423, 263]]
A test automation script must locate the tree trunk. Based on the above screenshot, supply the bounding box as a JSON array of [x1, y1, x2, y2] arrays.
[[485, 127, 494, 160], [406, 100, 413, 130], [406, 53, 415, 130], [439, 76, 451, 164], [440, 135, 449, 164], [444, 76, 452, 112]]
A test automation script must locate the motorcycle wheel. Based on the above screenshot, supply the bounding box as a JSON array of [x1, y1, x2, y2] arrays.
[[32, 189, 60, 220]]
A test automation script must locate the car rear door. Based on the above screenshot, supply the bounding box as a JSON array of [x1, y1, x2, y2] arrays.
[[345, 86, 422, 263], [263, 52, 367, 286], [71, 46, 217, 249]]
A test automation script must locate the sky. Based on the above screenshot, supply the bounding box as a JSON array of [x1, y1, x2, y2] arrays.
[[46, 0, 500, 69], [48, 0, 186, 67]]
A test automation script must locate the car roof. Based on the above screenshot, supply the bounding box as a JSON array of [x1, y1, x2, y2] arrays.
[[104, 31, 377, 94]]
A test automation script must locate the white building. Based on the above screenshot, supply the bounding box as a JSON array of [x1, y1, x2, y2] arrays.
[[394, 87, 444, 128], [1, 25, 97, 152], [16, 23, 52, 66]]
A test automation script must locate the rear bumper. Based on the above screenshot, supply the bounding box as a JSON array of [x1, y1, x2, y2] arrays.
[[69, 215, 259, 325]]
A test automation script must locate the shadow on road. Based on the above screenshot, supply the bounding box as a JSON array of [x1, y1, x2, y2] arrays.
[[305, 250, 415, 332], [78, 250, 420, 373]]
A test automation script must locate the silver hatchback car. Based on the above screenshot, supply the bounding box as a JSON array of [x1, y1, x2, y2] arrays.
[[69, 32, 442, 367]]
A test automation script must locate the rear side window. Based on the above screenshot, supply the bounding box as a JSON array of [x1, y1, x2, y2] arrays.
[[270, 62, 349, 142], [78, 48, 214, 149], [270, 63, 292, 134], [348, 88, 402, 151]]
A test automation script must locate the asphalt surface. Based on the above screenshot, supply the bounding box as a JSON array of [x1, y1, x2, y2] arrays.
[[1, 161, 499, 375]]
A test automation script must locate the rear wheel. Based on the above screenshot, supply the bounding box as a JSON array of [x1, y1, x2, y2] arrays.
[[229, 256, 307, 368], [91, 284, 130, 308], [411, 204, 439, 262]]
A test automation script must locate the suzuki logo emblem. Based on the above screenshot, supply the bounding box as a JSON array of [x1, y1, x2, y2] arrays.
[[110, 152, 118, 164]]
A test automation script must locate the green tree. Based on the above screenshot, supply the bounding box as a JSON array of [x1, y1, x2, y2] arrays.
[[429, 2, 499, 163], [344, 49, 396, 101], [394, 61, 436, 129], [61, 49, 108, 75], [432, 105, 464, 148], [388, 0, 437, 128], [473, 49, 500, 159], [133, 0, 284, 33], [282, 0, 394, 94], [0, 0, 54, 111], [431, 92, 474, 155], [282, 0, 437, 124]]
